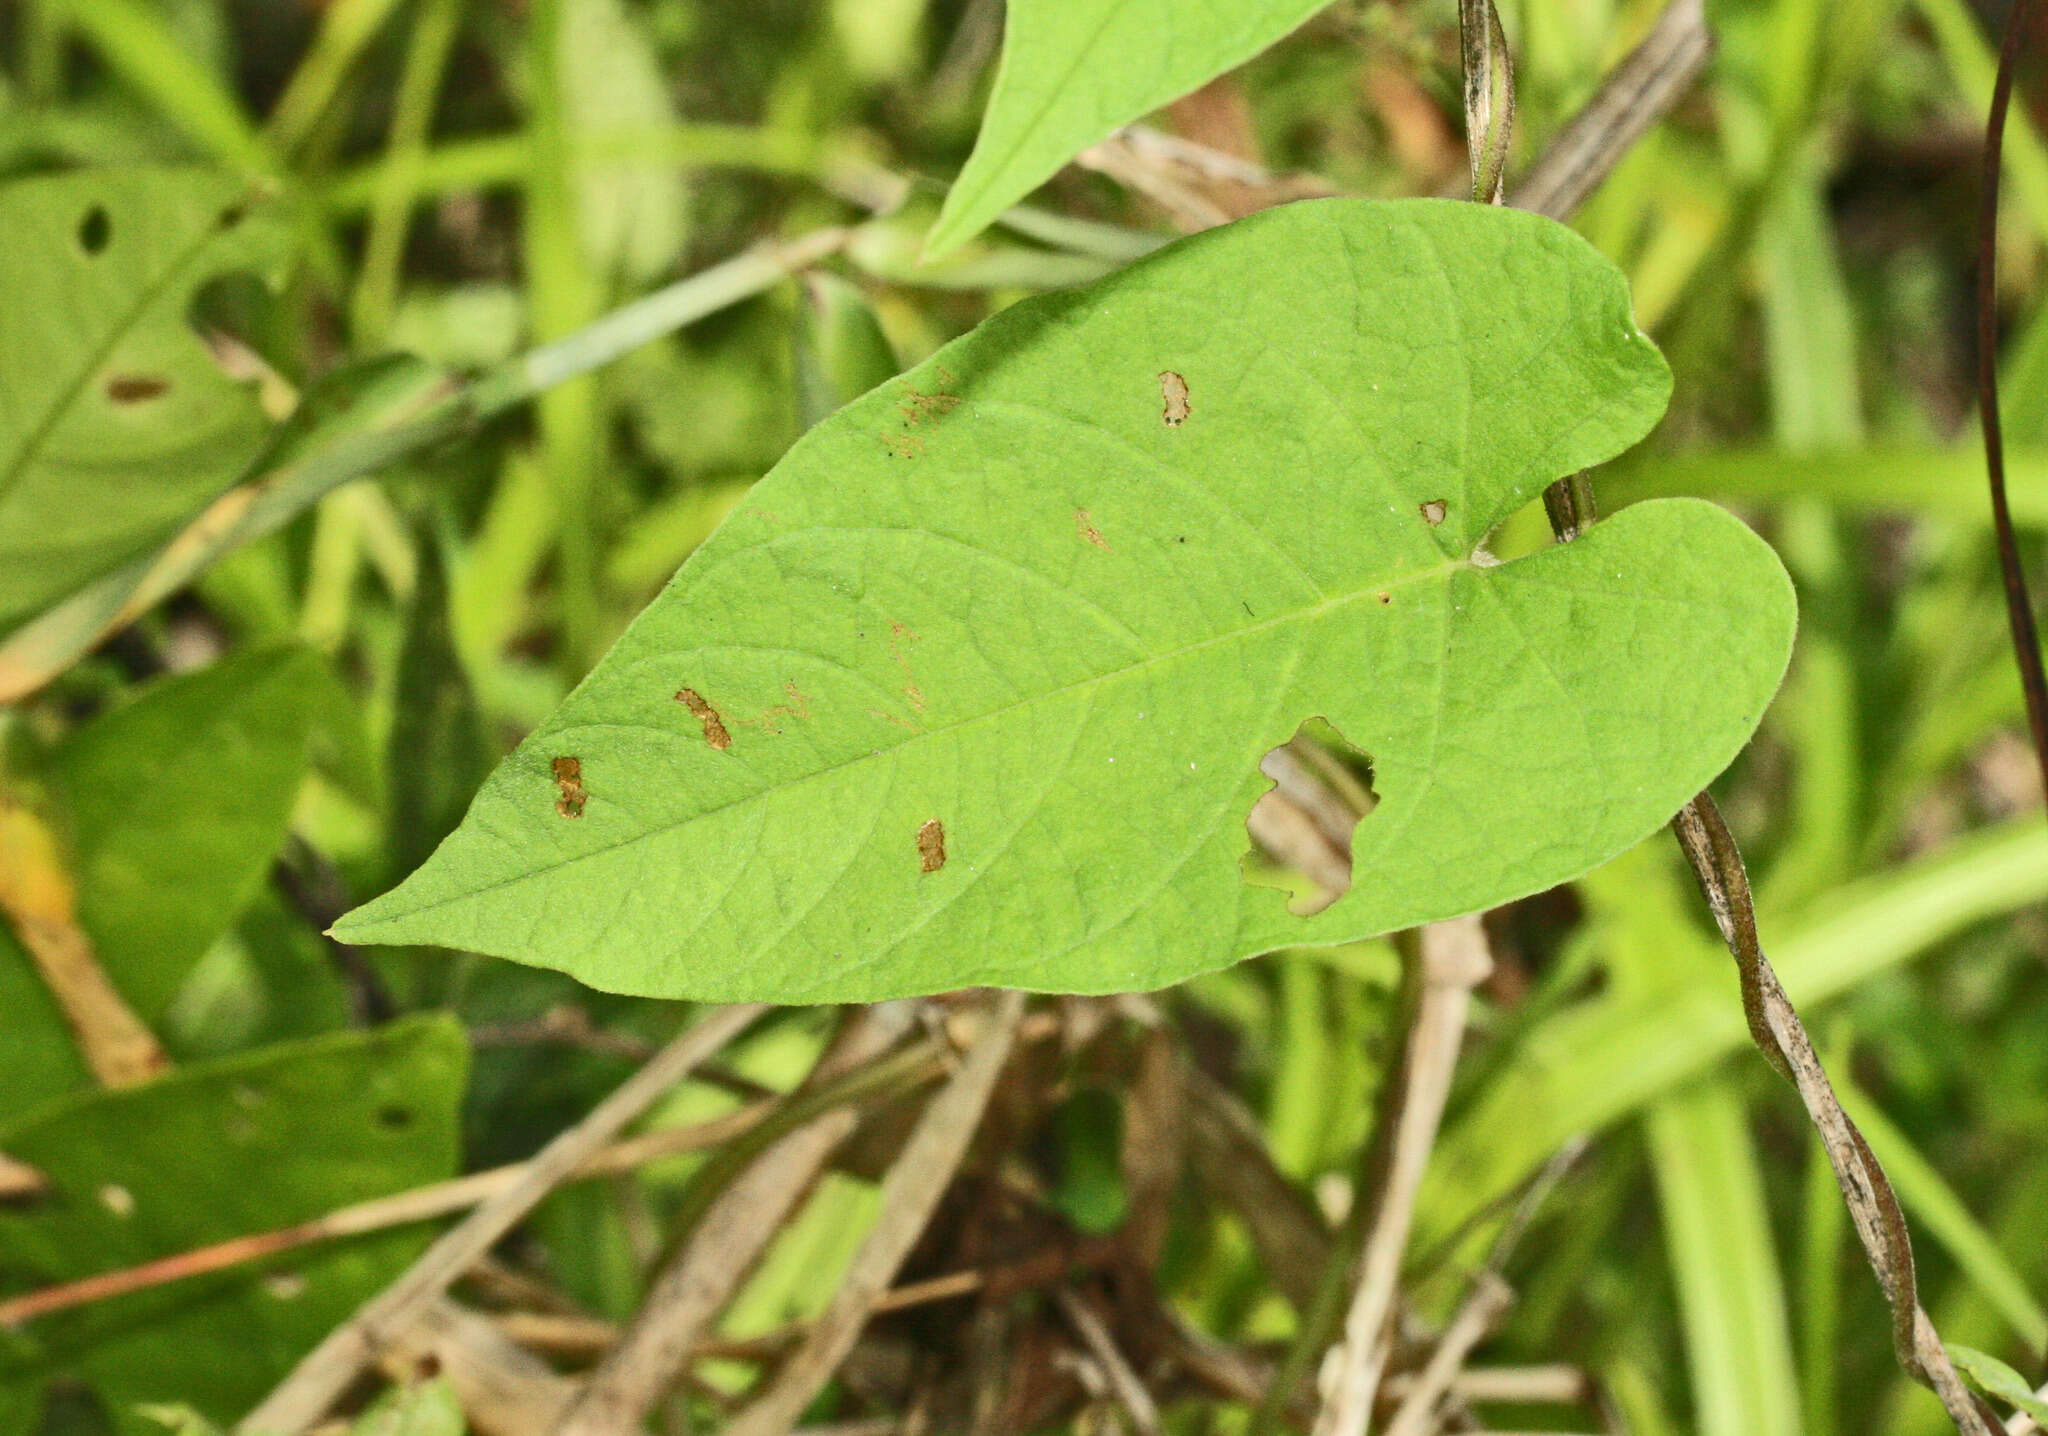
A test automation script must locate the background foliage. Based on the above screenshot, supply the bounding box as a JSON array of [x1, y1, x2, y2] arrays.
[[0, 0, 2046, 1433]]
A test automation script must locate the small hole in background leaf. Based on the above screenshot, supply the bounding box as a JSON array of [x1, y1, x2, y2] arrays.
[[216, 201, 248, 231], [1244, 719, 1377, 915], [377, 1105, 414, 1130], [77, 205, 110, 255]]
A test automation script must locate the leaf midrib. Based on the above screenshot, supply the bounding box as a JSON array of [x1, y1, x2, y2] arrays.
[[350, 544, 1481, 929]]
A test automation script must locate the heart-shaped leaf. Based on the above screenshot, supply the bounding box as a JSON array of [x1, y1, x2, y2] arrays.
[[925, 0, 1331, 257], [337, 199, 1795, 1002], [0, 168, 293, 637]]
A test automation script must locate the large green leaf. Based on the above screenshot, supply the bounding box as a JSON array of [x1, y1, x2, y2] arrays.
[[0, 1017, 467, 1430], [336, 199, 1796, 1002], [923, 0, 1330, 257], [48, 646, 322, 1024], [0, 168, 293, 637]]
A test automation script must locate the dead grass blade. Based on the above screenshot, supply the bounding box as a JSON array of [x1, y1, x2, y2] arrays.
[[1311, 915, 1494, 1436]]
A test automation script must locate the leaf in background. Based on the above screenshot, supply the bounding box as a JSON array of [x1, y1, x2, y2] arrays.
[[560, 0, 689, 282], [793, 272, 900, 430], [0, 1016, 467, 1428], [0, 922, 92, 1110], [0, 168, 294, 636], [48, 646, 322, 1024], [923, 0, 1330, 258], [337, 199, 1794, 1003], [1947, 1344, 2048, 1420]]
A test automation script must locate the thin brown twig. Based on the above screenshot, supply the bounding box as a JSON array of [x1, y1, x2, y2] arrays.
[[237, 1003, 769, 1434], [1979, 0, 2048, 816], [1381, 1273, 1515, 1436], [721, 991, 1027, 1436], [1056, 1288, 1163, 1435], [1312, 915, 1494, 1436]]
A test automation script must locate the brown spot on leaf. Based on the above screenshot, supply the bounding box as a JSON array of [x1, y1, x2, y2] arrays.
[[897, 375, 962, 428], [1377, 592, 1392, 605], [1159, 370, 1191, 427], [551, 756, 587, 818], [106, 375, 171, 404], [883, 432, 925, 459], [1075, 509, 1109, 550], [732, 681, 814, 736], [917, 819, 947, 873], [1420, 499, 1448, 526], [676, 689, 733, 750]]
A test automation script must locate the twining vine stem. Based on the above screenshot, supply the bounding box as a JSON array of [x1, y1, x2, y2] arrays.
[[1978, 0, 2048, 818], [1474, 0, 2009, 1425]]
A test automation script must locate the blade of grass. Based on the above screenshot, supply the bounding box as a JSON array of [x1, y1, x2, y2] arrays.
[[1916, 0, 2048, 243], [63, 0, 274, 175], [1648, 1079, 1803, 1436], [262, 0, 408, 156], [524, 0, 606, 672], [1613, 445, 2048, 525], [1428, 815, 2048, 1247], [351, 0, 466, 343]]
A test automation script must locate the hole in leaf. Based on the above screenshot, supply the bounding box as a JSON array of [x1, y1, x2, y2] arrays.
[[77, 205, 110, 255], [1244, 719, 1376, 915], [377, 1104, 415, 1130]]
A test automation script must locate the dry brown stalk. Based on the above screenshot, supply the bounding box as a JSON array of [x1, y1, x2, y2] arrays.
[[237, 1002, 769, 1434], [721, 991, 1027, 1436], [1380, 1273, 1515, 1436], [1056, 1288, 1162, 1435], [1311, 915, 1493, 1436]]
